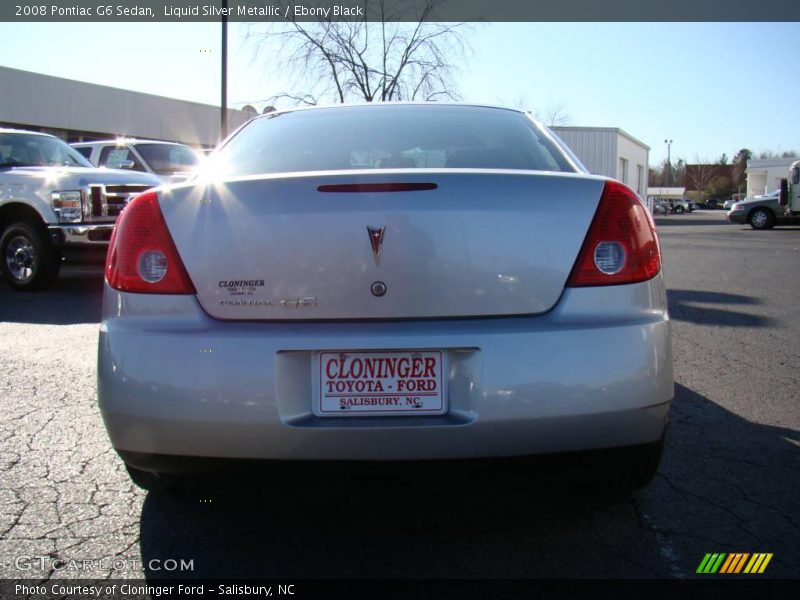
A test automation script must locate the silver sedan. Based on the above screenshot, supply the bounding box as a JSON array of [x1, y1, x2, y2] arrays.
[[97, 103, 673, 492]]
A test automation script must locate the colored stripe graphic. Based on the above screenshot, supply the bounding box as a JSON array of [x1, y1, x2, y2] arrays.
[[699, 553, 773, 574], [696, 553, 713, 573], [722, 553, 749, 573], [759, 554, 774, 573], [734, 553, 750, 573], [719, 554, 736, 573], [710, 553, 726, 573], [697, 553, 727, 573], [744, 553, 773, 574]]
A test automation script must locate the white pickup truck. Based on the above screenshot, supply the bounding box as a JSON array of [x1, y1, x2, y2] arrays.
[[0, 129, 160, 290]]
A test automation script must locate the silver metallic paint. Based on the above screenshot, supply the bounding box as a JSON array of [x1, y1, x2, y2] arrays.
[[98, 276, 672, 461], [158, 170, 606, 321], [97, 105, 672, 464]]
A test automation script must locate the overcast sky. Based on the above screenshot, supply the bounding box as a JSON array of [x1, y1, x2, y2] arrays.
[[1, 21, 797, 164]]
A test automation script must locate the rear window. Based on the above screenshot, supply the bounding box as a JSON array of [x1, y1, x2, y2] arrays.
[[211, 105, 575, 177], [73, 146, 93, 160], [134, 143, 199, 175], [99, 146, 145, 171]]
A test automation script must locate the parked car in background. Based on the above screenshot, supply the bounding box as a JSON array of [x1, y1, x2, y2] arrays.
[[726, 190, 798, 229], [72, 139, 201, 184], [98, 103, 673, 494], [652, 199, 693, 215], [705, 197, 721, 209], [652, 200, 671, 215], [0, 129, 159, 289], [722, 198, 737, 210]]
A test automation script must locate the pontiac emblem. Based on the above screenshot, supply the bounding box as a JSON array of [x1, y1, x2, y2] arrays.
[[367, 226, 386, 266]]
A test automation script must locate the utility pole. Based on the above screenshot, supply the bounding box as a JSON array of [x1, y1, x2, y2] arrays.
[[664, 139, 673, 187], [220, 0, 228, 140]]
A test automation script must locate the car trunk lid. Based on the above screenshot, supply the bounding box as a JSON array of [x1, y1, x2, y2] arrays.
[[160, 170, 605, 320]]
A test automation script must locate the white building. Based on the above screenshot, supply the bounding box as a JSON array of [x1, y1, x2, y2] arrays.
[[552, 126, 650, 199], [746, 157, 798, 197], [0, 65, 251, 148], [647, 187, 686, 201]]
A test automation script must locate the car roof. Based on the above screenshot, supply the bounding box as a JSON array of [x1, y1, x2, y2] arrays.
[[235, 102, 546, 148], [0, 128, 56, 138], [71, 139, 188, 147], [250, 101, 529, 123]]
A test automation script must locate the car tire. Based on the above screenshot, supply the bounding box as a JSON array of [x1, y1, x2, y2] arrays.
[[749, 208, 775, 230], [674, 205, 685, 214], [0, 221, 60, 290]]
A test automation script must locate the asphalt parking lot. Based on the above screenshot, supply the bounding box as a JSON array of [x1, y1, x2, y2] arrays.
[[0, 210, 798, 580]]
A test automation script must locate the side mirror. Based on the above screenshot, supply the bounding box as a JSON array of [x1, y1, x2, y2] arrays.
[[779, 178, 789, 207]]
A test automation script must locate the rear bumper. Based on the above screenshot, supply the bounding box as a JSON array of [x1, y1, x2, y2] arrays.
[[98, 277, 673, 464], [727, 212, 746, 223], [118, 438, 665, 476]]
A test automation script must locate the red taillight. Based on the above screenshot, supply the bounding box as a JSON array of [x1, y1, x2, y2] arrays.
[[567, 180, 661, 287], [105, 191, 196, 294]]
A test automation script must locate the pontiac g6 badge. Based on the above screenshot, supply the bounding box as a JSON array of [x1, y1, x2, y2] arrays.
[[367, 226, 386, 266]]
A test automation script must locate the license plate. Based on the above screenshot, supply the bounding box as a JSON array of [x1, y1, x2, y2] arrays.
[[314, 350, 446, 417]]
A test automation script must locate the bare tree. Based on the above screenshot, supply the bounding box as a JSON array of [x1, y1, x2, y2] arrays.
[[246, 1, 471, 106], [732, 148, 752, 194], [672, 158, 686, 187], [685, 159, 715, 196], [648, 166, 663, 187], [539, 103, 571, 127], [758, 149, 798, 159], [506, 93, 534, 113], [500, 95, 571, 126]]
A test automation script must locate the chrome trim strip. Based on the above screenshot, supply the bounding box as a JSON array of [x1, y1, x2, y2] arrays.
[[79, 183, 150, 221], [48, 224, 114, 246]]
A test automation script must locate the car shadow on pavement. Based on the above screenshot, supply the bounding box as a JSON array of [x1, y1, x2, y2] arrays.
[[667, 289, 775, 328], [641, 383, 800, 578], [0, 268, 103, 324], [135, 384, 799, 579], [138, 466, 657, 579]]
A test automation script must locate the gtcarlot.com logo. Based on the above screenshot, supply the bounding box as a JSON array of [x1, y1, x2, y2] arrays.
[[696, 552, 773, 574], [13, 556, 194, 572]]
